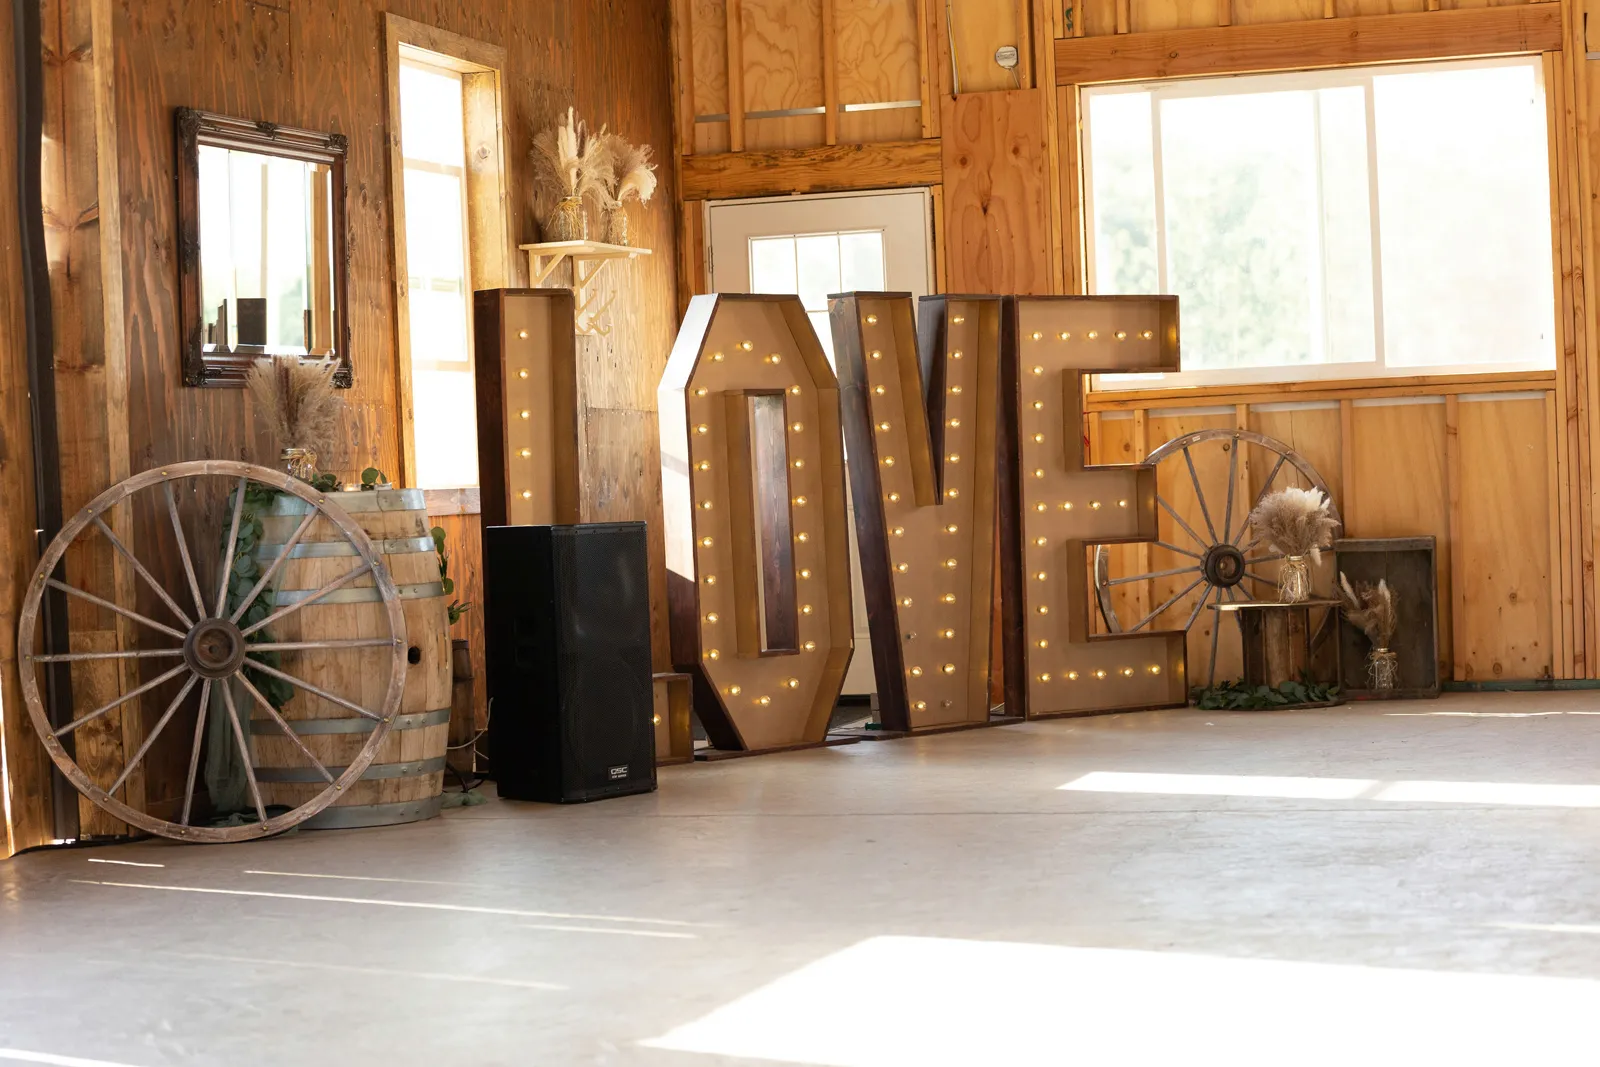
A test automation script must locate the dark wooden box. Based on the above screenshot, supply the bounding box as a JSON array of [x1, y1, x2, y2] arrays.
[[1332, 537, 1439, 699]]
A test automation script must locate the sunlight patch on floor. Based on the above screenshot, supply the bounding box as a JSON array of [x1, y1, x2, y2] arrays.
[[643, 936, 1599, 1066], [1059, 770, 1600, 807]]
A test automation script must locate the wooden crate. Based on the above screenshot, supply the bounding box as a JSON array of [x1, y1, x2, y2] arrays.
[[1332, 537, 1440, 700], [652, 673, 694, 765]]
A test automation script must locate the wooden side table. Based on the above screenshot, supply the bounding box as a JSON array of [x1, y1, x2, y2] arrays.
[[1214, 599, 1343, 695]]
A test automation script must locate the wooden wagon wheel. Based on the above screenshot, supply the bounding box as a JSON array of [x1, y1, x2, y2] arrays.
[[16, 460, 407, 842], [1093, 429, 1341, 690]]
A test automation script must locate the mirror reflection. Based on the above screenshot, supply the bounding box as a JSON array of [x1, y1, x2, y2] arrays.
[[198, 144, 337, 356]]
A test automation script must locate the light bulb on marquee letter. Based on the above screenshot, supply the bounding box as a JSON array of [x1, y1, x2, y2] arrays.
[[1000, 296, 1188, 718], [660, 295, 854, 754], [831, 293, 1002, 733]]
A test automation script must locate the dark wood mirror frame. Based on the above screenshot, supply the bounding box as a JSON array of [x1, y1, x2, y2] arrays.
[[175, 107, 352, 388]]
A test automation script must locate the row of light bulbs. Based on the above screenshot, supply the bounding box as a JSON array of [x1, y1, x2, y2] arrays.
[[1028, 328, 1155, 342], [862, 304, 979, 721], [1035, 665, 1166, 682]]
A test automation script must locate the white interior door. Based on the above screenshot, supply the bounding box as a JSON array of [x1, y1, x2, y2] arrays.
[[705, 189, 936, 699]]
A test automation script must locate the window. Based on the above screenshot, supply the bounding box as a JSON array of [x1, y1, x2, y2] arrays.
[[399, 57, 478, 490], [1082, 56, 1557, 388], [749, 231, 887, 364]]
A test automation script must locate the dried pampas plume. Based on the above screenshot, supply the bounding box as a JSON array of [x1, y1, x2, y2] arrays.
[[1247, 486, 1340, 563], [599, 134, 657, 209], [245, 356, 343, 462], [531, 108, 611, 213], [1338, 572, 1398, 647]]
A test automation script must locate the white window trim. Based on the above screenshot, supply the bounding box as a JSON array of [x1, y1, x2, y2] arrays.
[[1081, 54, 1556, 392]]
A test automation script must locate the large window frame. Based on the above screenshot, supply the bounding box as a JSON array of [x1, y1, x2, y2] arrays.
[[384, 14, 513, 495], [1080, 54, 1558, 392]]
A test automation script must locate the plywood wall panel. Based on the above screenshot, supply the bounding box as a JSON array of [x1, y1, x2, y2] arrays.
[[942, 89, 1052, 295], [1230, 0, 1326, 24], [1455, 397, 1553, 680], [1131, 0, 1229, 32], [836, 0, 921, 103]]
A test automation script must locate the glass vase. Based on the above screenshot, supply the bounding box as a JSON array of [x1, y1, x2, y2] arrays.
[[1278, 555, 1310, 603], [602, 205, 629, 246], [544, 196, 586, 242], [280, 447, 317, 482], [1368, 647, 1398, 690]]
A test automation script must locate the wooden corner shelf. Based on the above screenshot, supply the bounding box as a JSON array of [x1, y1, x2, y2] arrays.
[[519, 240, 652, 337]]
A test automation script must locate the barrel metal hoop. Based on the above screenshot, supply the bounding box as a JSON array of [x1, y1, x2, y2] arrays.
[[271, 581, 444, 605], [270, 488, 426, 515], [250, 706, 450, 735], [296, 794, 445, 830], [255, 755, 447, 783], [255, 536, 435, 560]]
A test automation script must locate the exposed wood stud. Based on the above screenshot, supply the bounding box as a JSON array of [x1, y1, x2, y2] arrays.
[[726, 0, 745, 152], [822, 0, 838, 146], [1444, 395, 1464, 682], [1339, 399, 1355, 536]]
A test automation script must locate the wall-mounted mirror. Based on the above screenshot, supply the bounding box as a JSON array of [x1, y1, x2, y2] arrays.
[[176, 108, 351, 387]]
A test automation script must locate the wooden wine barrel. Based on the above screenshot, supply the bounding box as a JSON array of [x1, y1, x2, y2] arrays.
[[248, 488, 451, 829]]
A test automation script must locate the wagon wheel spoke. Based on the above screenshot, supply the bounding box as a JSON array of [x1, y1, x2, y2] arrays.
[[28, 648, 184, 664], [92, 516, 193, 628], [109, 672, 200, 795], [1207, 586, 1225, 688], [243, 657, 385, 722], [1106, 565, 1199, 587], [1183, 446, 1220, 543], [1246, 552, 1284, 565], [164, 481, 209, 619], [1130, 576, 1206, 633], [1157, 495, 1209, 551], [215, 475, 249, 619], [1154, 542, 1202, 560], [235, 670, 336, 785], [1234, 453, 1288, 546], [1221, 435, 1240, 544], [239, 562, 373, 639], [53, 661, 190, 738], [46, 578, 187, 642], [1183, 583, 1214, 632], [180, 678, 213, 828], [230, 506, 319, 625], [221, 679, 268, 825], [1243, 571, 1278, 591]]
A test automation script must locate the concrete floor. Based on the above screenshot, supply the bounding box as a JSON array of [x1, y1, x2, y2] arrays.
[[5, 692, 1600, 1066]]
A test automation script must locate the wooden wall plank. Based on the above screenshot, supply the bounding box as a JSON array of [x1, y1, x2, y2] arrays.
[[681, 138, 942, 199], [836, 0, 922, 144], [1454, 397, 1554, 680], [941, 89, 1052, 294], [1054, 3, 1563, 83]]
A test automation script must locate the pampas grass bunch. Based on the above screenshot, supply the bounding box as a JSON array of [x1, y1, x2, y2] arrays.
[[1339, 571, 1400, 688], [599, 134, 657, 209], [1248, 486, 1340, 603], [531, 108, 611, 234], [245, 356, 342, 465], [1247, 486, 1340, 563]]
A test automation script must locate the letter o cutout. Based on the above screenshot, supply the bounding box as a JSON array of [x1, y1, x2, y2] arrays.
[[659, 295, 854, 753]]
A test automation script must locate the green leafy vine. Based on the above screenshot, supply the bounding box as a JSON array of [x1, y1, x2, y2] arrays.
[[1191, 675, 1340, 711], [224, 481, 295, 709]]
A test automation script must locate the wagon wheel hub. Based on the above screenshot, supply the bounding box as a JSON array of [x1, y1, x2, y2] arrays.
[[184, 617, 248, 679], [1200, 543, 1246, 589]]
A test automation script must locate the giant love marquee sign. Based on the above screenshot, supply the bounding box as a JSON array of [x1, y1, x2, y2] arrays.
[[656, 293, 1188, 754]]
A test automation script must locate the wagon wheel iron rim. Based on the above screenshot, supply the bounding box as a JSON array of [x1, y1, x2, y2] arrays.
[[16, 460, 408, 843], [1092, 429, 1341, 691]]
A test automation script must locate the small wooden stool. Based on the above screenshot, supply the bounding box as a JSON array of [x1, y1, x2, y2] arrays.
[[1214, 599, 1343, 693]]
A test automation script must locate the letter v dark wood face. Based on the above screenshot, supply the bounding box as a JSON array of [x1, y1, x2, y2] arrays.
[[831, 293, 1004, 733]]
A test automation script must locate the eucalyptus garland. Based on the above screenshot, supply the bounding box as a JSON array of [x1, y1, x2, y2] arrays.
[[223, 480, 329, 709], [1191, 676, 1339, 711]]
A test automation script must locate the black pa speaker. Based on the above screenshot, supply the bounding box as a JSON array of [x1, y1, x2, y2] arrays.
[[484, 523, 657, 802]]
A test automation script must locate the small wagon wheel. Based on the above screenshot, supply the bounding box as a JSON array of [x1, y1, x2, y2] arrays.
[[16, 460, 407, 843], [1093, 429, 1341, 690]]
